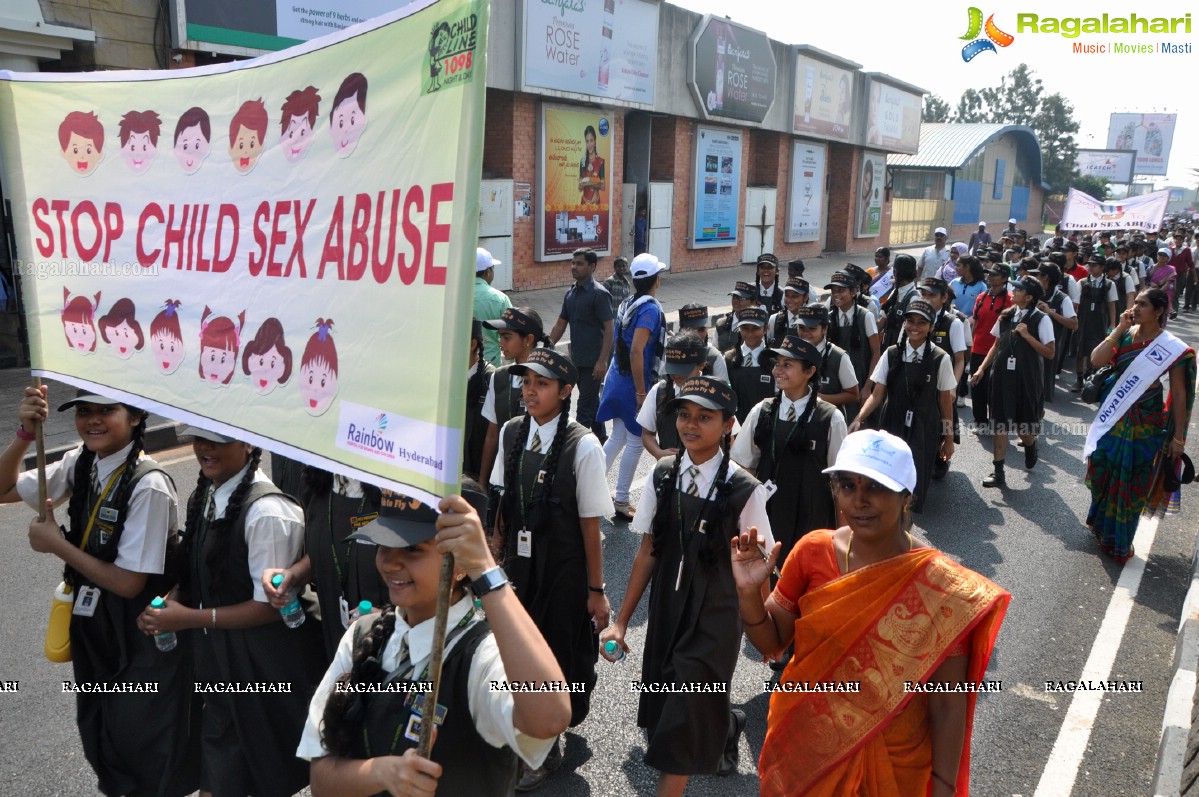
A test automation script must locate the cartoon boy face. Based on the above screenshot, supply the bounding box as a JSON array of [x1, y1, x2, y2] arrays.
[[106, 320, 139, 359], [174, 124, 210, 174], [282, 115, 315, 164], [200, 345, 237, 386], [229, 124, 263, 174], [121, 131, 157, 173], [62, 133, 101, 176], [247, 345, 288, 395], [152, 331, 184, 374], [330, 97, 366, 156], [299, 359, 338, 415], [65, 320, 96, 352]]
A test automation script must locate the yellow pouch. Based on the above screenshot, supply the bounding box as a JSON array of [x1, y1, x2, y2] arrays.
[[45, 581, 73, 663]]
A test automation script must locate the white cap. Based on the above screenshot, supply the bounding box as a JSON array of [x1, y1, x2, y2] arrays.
[[476, 247, 500, 273], [934, 227, 947, 236], [822, 430, 917, 493], [630, 252, 668, 279], [978, 221, 987, 227], [1008, 218, 1017, 224]]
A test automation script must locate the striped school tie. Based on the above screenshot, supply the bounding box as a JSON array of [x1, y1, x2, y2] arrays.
[[529, 431, 542, 454], [685, 465, 701, 496], [785, 403, 797, 422]]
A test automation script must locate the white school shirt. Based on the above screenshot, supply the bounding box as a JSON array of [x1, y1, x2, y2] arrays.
[[481, 371, 524, 425], [869, 343, 958, 391], [931, 312, 968, 354], [630, 453, 774, 547], [205, 464, 305, 602], [817, 340, 861, 392], [636, 381, 742, 438], [1066, 274, 1081, 303], [1044, 292, 1076, 320], [832, 305, 879, 337], [989, 310, 1055, 345], [1079, 277, 1118, 305], [731, 389, 847, 471], [740, 341, 768, 367], [18, 441, 178, 574], [297, 596, 556, 768], [488, 413, 614, 519], [705, 344, 730, 383]]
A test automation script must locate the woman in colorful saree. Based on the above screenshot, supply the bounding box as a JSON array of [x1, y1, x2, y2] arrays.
[[731, 429, 1010, 797], [1084, 288, 1195, 563]]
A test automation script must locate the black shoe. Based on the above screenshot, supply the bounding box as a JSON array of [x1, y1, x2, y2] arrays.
[[717, 709, 747, 776], [1070, 380, 1084, 393], [516, 737, 562, 792], [983, 463, 1006, 488], [1025, 442, 1038, 469], [931, 457, 949, 480]]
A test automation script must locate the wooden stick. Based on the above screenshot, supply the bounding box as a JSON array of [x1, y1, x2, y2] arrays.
[[33, 377, 46, 521], [417, 552, 455, 758]]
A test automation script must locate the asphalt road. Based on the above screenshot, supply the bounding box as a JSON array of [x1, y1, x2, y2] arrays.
[[1, 313, 1196, 795]]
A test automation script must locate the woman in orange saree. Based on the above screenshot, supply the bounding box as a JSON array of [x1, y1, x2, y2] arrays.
[[733, 429, 1009, 796]]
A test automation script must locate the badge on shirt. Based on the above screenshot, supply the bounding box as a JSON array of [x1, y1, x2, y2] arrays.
[[904, 410, 914, 428], [403, 699, 449, 743], [517, 529, 533, 558], [1007, 356, 1017, 371], [349, 512, 379, 529], [762, 479, 778, 501], [73, 585, 101, 617], [339, 595, 352, 629], [98, 507, 119, 523], [760, 374, 772, 383], [819, 376, 830, 386]]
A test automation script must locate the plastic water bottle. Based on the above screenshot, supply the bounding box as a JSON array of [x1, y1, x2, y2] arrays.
[[601, 640, 626, 663], [350, 600, 372, 623], [150, 597, 177, 652], [271, 573, 306, 628], [44, 581, 74, 663]]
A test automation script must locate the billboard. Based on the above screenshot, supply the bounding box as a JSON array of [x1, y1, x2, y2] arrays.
[[856, 153, 885, 238], [1, 0, 487, 503], [792, 52, 856, 142], [537, 105, 614, 260], [864, 79, 922, 154], [786, 141, 827, 243], [690, 17, 776, 124], [171, 0, 404, 54], [691, 126, 742, 248], [1106, 113, 1177, 177], [1075, 149, 1137, 184], [521, 0, 659, 106]]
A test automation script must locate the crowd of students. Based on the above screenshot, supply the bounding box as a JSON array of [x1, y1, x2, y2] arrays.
[[8, 227, 1192, 797]]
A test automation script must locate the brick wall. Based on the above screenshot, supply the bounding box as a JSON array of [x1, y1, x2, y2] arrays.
[[824, 145, 891, 254], [40, 0, 161, 70]]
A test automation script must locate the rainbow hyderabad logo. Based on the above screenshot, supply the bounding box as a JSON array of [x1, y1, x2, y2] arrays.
[[375, 413, 389, 431], [960, 7, 1015, 61]]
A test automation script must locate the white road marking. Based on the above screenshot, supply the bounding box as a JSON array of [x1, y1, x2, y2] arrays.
[[1033, 514, 1159, 797]]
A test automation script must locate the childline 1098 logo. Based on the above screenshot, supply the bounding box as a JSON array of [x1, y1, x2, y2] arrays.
[[424, 10, 480, 95]]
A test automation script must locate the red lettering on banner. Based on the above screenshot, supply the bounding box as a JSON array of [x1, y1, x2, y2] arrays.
[[397, 186, 424, 285], [319, 196, 346, 279], [425, 182, 452, 286], [249, 202, 270, 276], [286, 199, 315, 278], [347, 193, 371, 281], [32, 198, 53, 257], [138, 203, 164, 267], [192, 205, 211, 271], [50, 200, 70, 258], [267, 200, 291, 277], [162, 205, 190, 270], [102, 203, 123, 262], [371, 190, 401, 284], [212, 204, 237, 273], [71, 201, 102, 261]]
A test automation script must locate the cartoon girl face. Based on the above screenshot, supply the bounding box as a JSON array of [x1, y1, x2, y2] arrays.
[[152, 331, 184, 374], [299, 358, 338, 415], [106, 320, 140, 359], [282, 115, 315, 164], [174, 124, 210, 174], [121, 131, 157, 173], [62, 133, 101, 176], [246, 344, 288, 395], [229, 124, 263, 174], [65, 319, 96, 352], [330, 96, 366, 156], [200, 345, 237, 386]]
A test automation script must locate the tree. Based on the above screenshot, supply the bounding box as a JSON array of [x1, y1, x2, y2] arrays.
[[946, 63, 1079, 196], [1071, 175, 1110, 200], [923, 94, 951, 123]]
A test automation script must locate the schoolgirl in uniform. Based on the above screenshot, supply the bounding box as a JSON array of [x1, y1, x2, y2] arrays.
[[714, 282, 756, 353], [603, 376, 774, 794], [851, 300, 956, 513], [970, 277, 1055, 489], [477, 307, 549, 488], [1035, 264, 1077, 404], [766, 278, 810, 346], [640, 331, 708, 461], [141, 427, 323, 797], [262, 469, 390, 663], [464, 318, 496, 480], [825, 271, 880, 393], [918, 278, 968, 477], [843, 263, 883, 324], [490, 347, 613, 789], [880, 254, 919, 350], [722, 307, 775, 424], [731, 335, 846, 567], [298, 487, 570, 797], [754, 253, 785, 316], [792, 303, 861, 419], [1070, 256, 1117, 392], [0, 386, 197, 797], [677, 303, 730, 382]]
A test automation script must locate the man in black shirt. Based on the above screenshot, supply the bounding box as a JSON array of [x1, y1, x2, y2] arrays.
[[550, 247, 614, 441]]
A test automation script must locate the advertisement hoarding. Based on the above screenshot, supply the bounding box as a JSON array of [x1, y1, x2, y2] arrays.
[[786, 141, 826, 243], [864, 79, 922, 154], [691, 126, 742, 248], [856, 153, 885, 237], [1106, 113, 1177, 177], [792, 53, 855, 142], [537, 105, 614, 260], [690, 17, 776, 124], [1075, 149, 1137, 184]]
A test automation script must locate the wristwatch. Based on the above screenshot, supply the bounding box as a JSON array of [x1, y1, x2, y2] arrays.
[[471, 565, 509, 598]]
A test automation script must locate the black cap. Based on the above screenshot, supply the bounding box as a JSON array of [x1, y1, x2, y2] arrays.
[[756, 253, 779, 267], [794, 303, 829, 327], [347, 489, 439, 547], [729, 281, 756, 299], [787, 259, 806, 277], [783, 277, 810, 294], [918, 277, 949, 294], [768, 335, 821, 366], [483, 307, 542, 336], [662, 340, 707, 376], [57, 388, 123, 412], [1013, 276, 1044, 301], [678, 305, 709, 329], [1064, 241, 1079, 252], [904, 299, 936, 322], [734, 307, 768, 328], [666, 375, 738, 414], [509, 348, 578, 383], [825, 271, 855, 290], [180, 425, 236, 444], [843, 263, 871, 285], [1086, 254, 1106, 267]]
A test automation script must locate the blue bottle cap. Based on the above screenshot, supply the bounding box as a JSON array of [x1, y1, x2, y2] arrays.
[[357, 600, 372, 615], [271, 573, 284, 587], [151, 596, 166, 609]]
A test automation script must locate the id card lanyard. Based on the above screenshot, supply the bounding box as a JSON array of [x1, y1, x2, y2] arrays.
[[673, 467, 719, 591], [79, 463, 130, 553]]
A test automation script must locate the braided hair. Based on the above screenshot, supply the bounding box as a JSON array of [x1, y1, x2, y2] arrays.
[[321, 605, 398, 757], [64, 406, 148, 587], [179, 445, 263, 600], [500, 388, 574, 531]]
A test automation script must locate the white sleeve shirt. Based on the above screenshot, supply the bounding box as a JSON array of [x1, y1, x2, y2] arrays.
[[488, 415, 614, 519], [870, 344, 957, 391], [989, 312, 1055, 345], [481, 371, 523, 426], [637, 381, 670, 434], [297, 597, 556, 768], [731, 392, 847, 471], [946, 316, 967, 354], [630, 454, 774, 547], [17, 442, 178, 575], [706, 345, 730, 382]]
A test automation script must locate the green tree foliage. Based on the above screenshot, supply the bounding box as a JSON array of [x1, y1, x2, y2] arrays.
[[923, 94, 951, 123], [1071, 175, 1110, 200], [946, 63, 1079, 195]]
